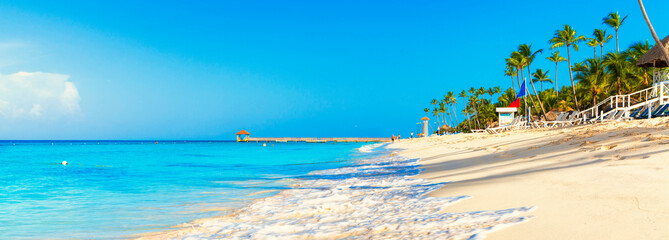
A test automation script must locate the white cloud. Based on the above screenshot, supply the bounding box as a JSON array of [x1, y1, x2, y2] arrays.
[[0, 72, 81, 119]]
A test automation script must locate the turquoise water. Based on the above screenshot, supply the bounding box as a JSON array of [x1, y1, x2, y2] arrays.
[[0, 141, 369, 239]]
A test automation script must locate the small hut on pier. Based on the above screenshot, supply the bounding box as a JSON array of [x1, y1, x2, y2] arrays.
[[236, 130, 250, 142]]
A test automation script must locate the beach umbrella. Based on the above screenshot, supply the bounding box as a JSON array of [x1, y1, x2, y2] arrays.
[[637, 35, 669, 68]]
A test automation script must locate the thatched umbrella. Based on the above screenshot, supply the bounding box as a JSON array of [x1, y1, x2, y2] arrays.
[[637, 35, 669, 68]]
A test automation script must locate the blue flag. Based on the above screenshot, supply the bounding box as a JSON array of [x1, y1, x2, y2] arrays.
[[516, 81, 526, 98]]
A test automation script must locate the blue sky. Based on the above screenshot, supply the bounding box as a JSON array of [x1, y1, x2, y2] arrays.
[[0, 0, 667, 140]]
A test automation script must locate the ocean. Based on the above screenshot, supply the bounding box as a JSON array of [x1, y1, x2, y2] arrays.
[[0, 140, 371, 239]]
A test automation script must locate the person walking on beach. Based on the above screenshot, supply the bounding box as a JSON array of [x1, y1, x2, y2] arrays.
[[410, 131, 413, 139], [391, 135, 395, 142], [397, 134, 401, 142]]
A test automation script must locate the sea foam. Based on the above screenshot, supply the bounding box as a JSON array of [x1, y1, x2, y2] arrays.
[[166, 149, 534, 240]]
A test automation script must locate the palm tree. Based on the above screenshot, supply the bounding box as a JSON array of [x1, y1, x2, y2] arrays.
[[546, 51, 566, 98], [549, 24, 587, 111], [462, 107, 473, 131], [507, 56, 523, 91], [587, 38, 599, 59], [446, 91, 458, 126], [518, 44, 547, 119], [603, 51, 628, 95], [511, 51, 539, 115], [638, 0, 669, 64], [593, 29, 613, 59], [441, 97, 453, 127], [424, 108, 429, 116], [493, 86, 502, 101], [468, 88, 482, 128], [504, 65, 517, 95], [532, 69, 552, 92], [628, 41, 652, 88], [439, 102, 449, 129], [430, 99, 441, 129], [575, 58, 608, 106], [602, 12, 628, 53], [431, 107, 441, 132], [486, 88, 495, 102]]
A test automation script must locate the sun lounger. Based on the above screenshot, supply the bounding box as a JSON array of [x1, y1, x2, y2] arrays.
[[486, 116, 525, 134]]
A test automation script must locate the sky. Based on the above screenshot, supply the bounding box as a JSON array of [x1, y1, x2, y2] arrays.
[[0, 0, 667, 140]]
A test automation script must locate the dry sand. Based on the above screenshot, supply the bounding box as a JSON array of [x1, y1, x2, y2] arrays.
[[392, 118, 669, 239]]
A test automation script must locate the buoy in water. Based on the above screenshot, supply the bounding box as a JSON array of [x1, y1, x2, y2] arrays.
[[62, 161, 68, 166]]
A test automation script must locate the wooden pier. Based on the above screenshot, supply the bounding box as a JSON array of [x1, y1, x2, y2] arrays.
[[245, 137, 390, 143]]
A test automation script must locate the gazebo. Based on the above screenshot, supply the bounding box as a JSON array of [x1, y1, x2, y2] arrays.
[[637, 35, 669, 84], [236, 130, 250, 142]]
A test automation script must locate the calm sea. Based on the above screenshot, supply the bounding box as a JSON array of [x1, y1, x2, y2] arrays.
[[0, 140, 373, 239]]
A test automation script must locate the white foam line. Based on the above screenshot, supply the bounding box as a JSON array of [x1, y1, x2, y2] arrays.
[[169, 152, 534, 239]]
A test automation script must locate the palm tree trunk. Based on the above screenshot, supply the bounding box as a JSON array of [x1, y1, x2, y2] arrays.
[[600, 44, 604, 59], [638, 0, 669, 65], [451, 105, 459, 126], [521, 66, 540, 117], [617, 77, 622, 95], [615, 29, 619, 53], [566, 46, 581, 111], [465, 112, 472, 130], [593, 46, 596, 59], [472, 101, 482, 128], [555, 62, 559, 98], [528, 66, 548, 119]]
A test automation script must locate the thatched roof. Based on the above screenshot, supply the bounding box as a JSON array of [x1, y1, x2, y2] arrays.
[[421, 116, 430, 121], [638, 35, 669, 68], [236, 130, 250, 135]]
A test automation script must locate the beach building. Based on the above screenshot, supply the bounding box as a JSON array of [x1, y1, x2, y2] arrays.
[[236, 130, 250, 142], [495, 107, 518, 126], [421, 117, 429, 137]]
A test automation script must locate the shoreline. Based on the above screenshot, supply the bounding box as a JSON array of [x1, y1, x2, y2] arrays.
[[392, 118, 669, 239], [134, 143, 534, 239]]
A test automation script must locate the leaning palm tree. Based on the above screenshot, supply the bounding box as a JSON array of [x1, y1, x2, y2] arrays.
[[532, 69, 552, 92], [604, 51, 628, 95], [638, 0, 669, 64], [518, 44, 547, 119], [546, 51, 566, 98], [593, 29, 613, 58], [587, 38, 600, 59], [602, 12, 628, 53], [549, 24, 587, 111]]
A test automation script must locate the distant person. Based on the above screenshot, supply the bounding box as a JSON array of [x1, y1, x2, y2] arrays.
[[391, 135, 395, 142], [410, 131, 413, 139], [397, 134, 401, 142]]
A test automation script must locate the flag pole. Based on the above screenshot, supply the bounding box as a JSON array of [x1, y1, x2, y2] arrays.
[[524, 78, 529, 125]]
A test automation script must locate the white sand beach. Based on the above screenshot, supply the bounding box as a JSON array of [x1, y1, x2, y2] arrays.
[[392, 118, 669, 239]]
